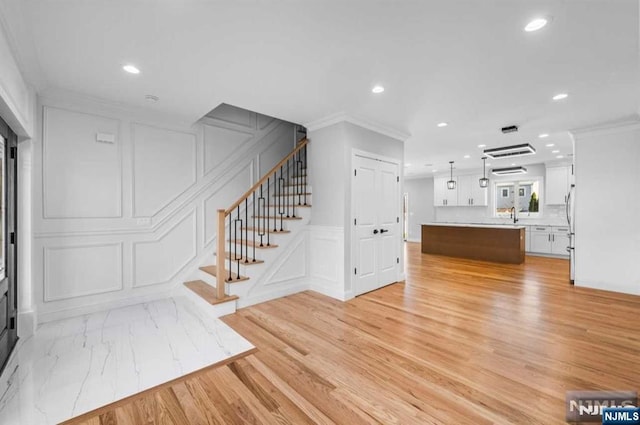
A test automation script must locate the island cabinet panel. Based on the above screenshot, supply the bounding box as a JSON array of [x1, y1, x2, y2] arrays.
[[421, 224, 525, 264]]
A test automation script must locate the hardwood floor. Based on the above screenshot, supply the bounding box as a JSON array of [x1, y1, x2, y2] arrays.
[[67, 243, 640, 424]]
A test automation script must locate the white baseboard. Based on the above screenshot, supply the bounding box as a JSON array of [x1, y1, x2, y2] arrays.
[[308, 278, 348, 301], [37, 290, 174, 324], [238, 279, 309, 308], [574, 279, 640, 296], [18, 310, 36, 338]]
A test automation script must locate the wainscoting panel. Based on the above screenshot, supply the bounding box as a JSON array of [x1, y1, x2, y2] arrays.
[[308, 226, 348, 300], [133, 210, 197, 287], [203, 163, 253, 245], [264, 236, 307, 285], [203, 125, 253, 176], [42, 106, 122, 218], [132, 124, 197, 217], [34, 96, 296, 323], [43, 243, 123, 301]]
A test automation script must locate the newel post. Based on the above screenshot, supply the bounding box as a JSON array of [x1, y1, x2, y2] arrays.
[[216, 209, 226, 299]]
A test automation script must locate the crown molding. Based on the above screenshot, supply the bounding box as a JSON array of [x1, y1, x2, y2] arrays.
[[570, 115, 640, 139], [305, 112, 410, 142]]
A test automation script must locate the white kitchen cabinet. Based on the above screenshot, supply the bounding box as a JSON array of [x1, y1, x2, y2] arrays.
[[457, 175, 488, 206], [433, 177, 458, 207], [551, 226, 570, 256], [546, 165, 571, 205], [529, 225, 569, 256], [530, 226, 552, 253]]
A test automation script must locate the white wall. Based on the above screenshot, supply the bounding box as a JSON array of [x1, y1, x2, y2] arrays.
[[33, 95, 295, 322], [572, 121, 640, 295], [0, 18, 34, 138], [404, 177, 435, 242], [308, 121, 404, 300]]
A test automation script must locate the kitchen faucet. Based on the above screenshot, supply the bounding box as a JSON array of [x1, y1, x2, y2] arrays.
[[510, 206, 518, 224]]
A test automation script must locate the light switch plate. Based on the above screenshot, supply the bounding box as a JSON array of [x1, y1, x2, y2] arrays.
[[96, 132, 115, 144]]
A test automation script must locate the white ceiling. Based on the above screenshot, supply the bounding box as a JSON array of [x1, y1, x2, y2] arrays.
[[1, 0, 638, 178]]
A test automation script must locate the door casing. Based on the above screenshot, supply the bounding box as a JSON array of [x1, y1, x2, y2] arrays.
[[0, 116, 17, 376]]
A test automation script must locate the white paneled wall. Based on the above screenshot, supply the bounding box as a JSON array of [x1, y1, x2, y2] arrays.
[[43, 108, 122, 218], [132, 124, 197, 217], [33, 95, 295, 322]]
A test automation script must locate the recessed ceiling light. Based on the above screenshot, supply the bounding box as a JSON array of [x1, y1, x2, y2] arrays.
[[552, 93, 568, 101], [404, 164, 411, 167], [511, 163, 516, 166], [464, 155, 470, 159], [486, 163, 491, 167], [432, 169, 437, 173], [545, 143, 555, 147], [538, 133, 549, 138], [525, 18, 548, 32], [437, 122, 448, 128], [372, 85, 385, 94], [552, 150, 560, 154], [123, 64, 140, 74], [477, 144, 486, 148], [556, 155, 564, 159]]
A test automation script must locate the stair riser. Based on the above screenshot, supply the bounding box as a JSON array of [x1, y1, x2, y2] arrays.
[[180, 284, 237, 317]]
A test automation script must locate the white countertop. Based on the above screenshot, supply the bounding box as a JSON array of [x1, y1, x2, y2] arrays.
[[422, 222, 526, 230]]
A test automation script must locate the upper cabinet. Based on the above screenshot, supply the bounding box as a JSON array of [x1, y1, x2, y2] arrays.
[[457, 174, 488, 207], [545, 165, 572, 205], [433, 175, 487, 207], [434, 177, 458, 206]]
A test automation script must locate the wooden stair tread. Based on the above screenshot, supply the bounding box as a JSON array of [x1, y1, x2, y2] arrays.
[[184, 280, 239, 305], [228, 240, 279, 248], [253, 215, 303, 220], [200, 266, 250, 282], [242, 227, 291, 234], [215, 252, 265, 264]]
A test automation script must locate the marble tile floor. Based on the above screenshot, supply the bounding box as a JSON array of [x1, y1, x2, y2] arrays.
[[0, 296, 254, 424]]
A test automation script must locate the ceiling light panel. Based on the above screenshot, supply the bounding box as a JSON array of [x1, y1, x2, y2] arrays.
[[483, 143, 536, 159], [492, 166, 528, 176]]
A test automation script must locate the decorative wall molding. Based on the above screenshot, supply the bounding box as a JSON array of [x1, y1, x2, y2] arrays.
[[42, 105, 123, 219], [43, 242, 124, 302], [131, 122, 198, 217], [132, 209, 197, 287], [307, 226, 347, 300], [33, 96, 297, 323]]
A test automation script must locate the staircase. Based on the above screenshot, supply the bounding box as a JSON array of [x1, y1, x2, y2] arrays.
[[183, 138, 310, 315]]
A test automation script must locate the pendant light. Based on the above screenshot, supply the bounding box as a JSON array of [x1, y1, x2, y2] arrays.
[[447, 161, 456, 190], [479, 156, 489, 188]]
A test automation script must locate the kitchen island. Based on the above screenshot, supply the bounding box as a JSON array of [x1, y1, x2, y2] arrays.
[[421, 223, 525, 264]]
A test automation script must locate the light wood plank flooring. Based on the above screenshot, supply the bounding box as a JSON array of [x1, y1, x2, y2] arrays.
[[66, 242, 640, 424]]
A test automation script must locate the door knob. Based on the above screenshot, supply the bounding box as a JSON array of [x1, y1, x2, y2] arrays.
[[373, 229, 379, 234], [380, 229, 389, 233]]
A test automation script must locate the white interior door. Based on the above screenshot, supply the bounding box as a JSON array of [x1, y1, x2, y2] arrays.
[[354, 154, 400, 296]]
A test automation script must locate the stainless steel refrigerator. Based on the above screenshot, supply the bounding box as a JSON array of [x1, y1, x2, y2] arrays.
[[566, 183, 575, 284]]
